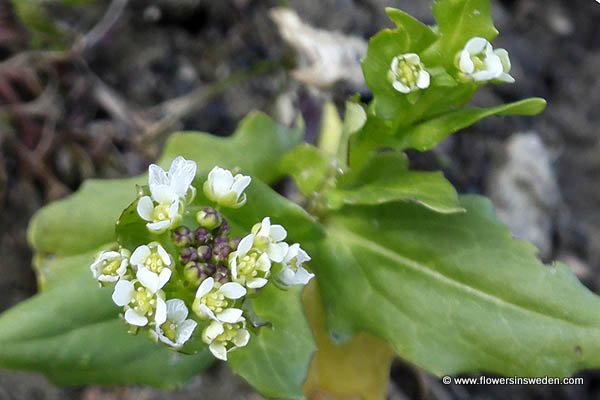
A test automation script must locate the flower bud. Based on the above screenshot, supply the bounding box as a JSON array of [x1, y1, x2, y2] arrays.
[[197, 245, 212, 261], [213, 265, 229, 284], [195, 228, 214, 245], [203, 262, 217, 276], [212, 242, 232, 265], [179, 247, 198, 264], [229, 236, 241, 251], [213, 236, 229, 246], [172, 226, 194, 247], [216, 219, 230, 236], [183, 261, 208, 286], [196, 207, 222, 230]]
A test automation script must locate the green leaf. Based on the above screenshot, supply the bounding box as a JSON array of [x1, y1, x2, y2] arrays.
[[313, 196, 600, 377], [0, 266, 213, 387], [325, 152, 463, 213], [385, 8, 437, 48], [427, 0, 498, 68], [28, 112, 303, 259], [229, 284, 316, 399], [280, 144, 334, 197], [159, 111, 304, 184], [398, 98, 547, 151], [28, 177, 142, 258]]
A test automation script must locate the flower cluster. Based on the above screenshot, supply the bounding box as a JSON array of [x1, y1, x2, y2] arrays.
[[387, 37, 513, 94], [90, 159, 314, 361]]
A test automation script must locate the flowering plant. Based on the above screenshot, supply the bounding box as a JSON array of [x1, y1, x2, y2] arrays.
[[1, 1, 598, 399]]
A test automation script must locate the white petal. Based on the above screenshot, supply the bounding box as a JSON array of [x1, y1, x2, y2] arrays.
[[416, 70, 430, 89], [148, 164, 169, 190], [98, 251, 120, 262], [403, 53, 419, 64], [465, 37, 487, 54], [155, 328, 176, 347], [247, 278, 269, 289], [137, 267, 160, 293], [98, 274, 119, 283], [210, 167, 234, 198], [483, 53, 503, 77], [112, 280, 134, 306], [154, 297, 167, 325], [196, 277, 214, 299], [232, 328, 250, 347], [392, 80, 411, 93], [157, 268, 172, 290], [231, 175, 251, 196], [258, 217, 271, 237], [296, 246, 311, 263], [220, 282, 246, 299], [176, 319, 198, 345], [168, 199, 180, 219], [147, 220, 171, 232], [293, 267, 315, 285], [458, 50, 474, 74], [390, 56, 399, 72], [125, 309, 148, 326], [130, 245, 150, 267], [169, 157, 197, 197], [277, 267, 296, 287], [152, 185, 177, 204], [284, 243, 299, 263], [494, 48, 511, 73], [209, 342, 228, 361], [203, 320, 224, 343], [256, 252, 271, 272], [269, 224, 287, 241], [200, 303, 217, 320], [496, 73, 515, 83], [268, 242, 289, 263], [136, 196, 154, 222], [167, 298, 189, 323], [157, 245, 172, 266], [237, 234, 254, 256], [217, 308, 244, 323], [472, 69, 497, 81]]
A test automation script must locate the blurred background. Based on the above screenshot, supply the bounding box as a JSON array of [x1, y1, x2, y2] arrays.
[[0, 0, 599, 398]]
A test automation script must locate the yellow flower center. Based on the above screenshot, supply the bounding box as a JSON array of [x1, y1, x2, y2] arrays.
[[397, 59, 418, 86], [145, 251, 166, 274], [216, 322, 243, 344], [132, 287, 156, 317], [153, 203, 171, 222], [200, 290, 229, 314], [101, 259, 121, 275], [161, 320, 178, 342]]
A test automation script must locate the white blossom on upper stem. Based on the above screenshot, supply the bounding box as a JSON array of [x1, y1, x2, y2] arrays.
[[192, 277, 246, 323], [112, 279, 167, 327], [90, 248, 130, 284], [275, 243, 314, 288], [152, 299, 198, 348], [249, 217, 289, 263], [388, 53, 430, 93], [202, 319, 250, 361], [130, 243, 172, 293], [457, 37, 514, 83], [230, 235, 272, 289], [203, 166, 251, 209], [137, 156, 197, 233]]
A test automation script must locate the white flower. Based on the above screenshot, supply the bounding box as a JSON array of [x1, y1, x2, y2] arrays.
[[130, 243, 172, 293], [112, 279, 167, 327], [387, 53, 430, 93], [90, 248, 130, 284], [152, 299, 198, 348], [276, 243, 314, 288], [137, 156, 197, 233], [249, 217, 289, 263], [192, 277, 246, 323], [202, 319, 250, 361], [230, 236, 272, 289], [457, 37, 514, 83], [203, 166, 251, 208]]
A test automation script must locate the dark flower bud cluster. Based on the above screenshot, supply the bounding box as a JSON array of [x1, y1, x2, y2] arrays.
[[174, 208, 239, 287]]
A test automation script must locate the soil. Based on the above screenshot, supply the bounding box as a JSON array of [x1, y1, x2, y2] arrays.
[[1, 0, 600, 399]]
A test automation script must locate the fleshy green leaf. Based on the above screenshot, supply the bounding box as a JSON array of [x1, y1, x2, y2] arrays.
[[397, 98, 547, 151], [426, 0, 498, 68], [229, 284, 316, 399], [312, 196, 600, 376], [0, 267, 213, 387], [280, 144, 334, 197], [325, 152, 463, 213]]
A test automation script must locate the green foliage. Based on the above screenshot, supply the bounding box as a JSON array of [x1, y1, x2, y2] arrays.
[[229, 285, 315, 399], [3, 1, 594, 398], [313, 196, 600, 377]]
